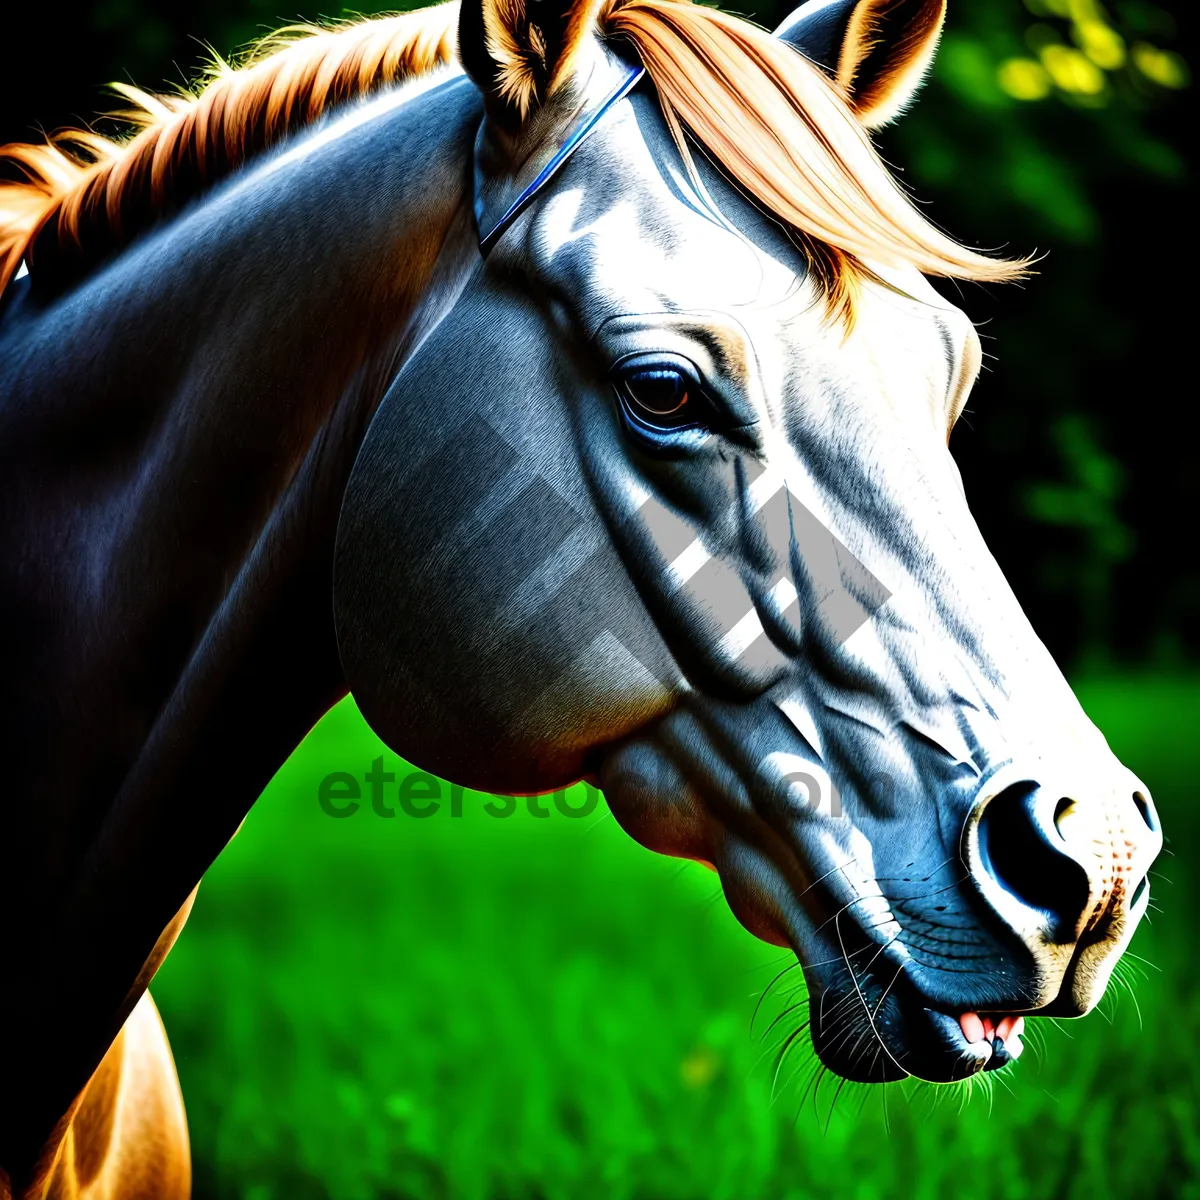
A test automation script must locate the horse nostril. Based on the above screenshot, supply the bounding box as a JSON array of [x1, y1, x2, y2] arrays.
[[1053, 796, 1075, 838], [1133, 790, 1159, 834], [976, 784, 1091, 942]]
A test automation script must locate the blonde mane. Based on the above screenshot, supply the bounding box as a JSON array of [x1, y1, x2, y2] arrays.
[[0, 0, 1025, 315], [0, 3, 461, 292]]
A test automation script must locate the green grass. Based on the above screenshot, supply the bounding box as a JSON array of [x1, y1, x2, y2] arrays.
[[153, 675, 1200, 1200]]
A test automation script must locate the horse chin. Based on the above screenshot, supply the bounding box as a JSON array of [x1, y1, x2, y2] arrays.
[[807, 979, 1010, 1085]]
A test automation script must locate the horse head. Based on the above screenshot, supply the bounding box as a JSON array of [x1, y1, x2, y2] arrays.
[[333, 0, 1161, 1084]]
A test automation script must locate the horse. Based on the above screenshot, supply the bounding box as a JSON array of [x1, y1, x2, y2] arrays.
[[0, 0, 1163, 1193]]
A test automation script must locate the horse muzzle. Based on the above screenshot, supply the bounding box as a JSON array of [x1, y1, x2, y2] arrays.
[[963, 763, 1163, 1016]]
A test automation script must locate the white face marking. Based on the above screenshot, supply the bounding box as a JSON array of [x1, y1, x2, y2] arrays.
[[515, 93, 1050, 722], [490, 70, 1156, 1021], [717, 576, 798, 661]]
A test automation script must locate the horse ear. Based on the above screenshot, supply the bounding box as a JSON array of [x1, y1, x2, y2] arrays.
[[773, 0, 946, 128], [459, 0, 606, 126]]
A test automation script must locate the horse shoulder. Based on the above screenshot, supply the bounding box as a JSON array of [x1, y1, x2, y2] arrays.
[[20, 992, 191, 1200], [6, 889, 197, 1200]]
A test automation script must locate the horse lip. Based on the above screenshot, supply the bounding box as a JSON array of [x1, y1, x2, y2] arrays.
[[806, 978, 992, 1084], [806, 958, 1020, 1084], [886, 993, 995, 1083], [902, 1006, 995, 1080]]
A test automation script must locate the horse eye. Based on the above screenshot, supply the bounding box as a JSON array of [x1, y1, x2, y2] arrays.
[[620, 368, 690, 419], [612, 358, 714, 451]]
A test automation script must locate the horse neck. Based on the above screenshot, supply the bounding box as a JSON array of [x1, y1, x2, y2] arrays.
[[0, 69, 482, 1180]]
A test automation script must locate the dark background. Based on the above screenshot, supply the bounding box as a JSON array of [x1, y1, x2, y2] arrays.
[[3, 0, 1196, 670]]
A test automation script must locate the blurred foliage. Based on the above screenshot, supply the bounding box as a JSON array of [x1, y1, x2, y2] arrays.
[[1021, 414, 1134, 665], [0, 0, 1195, 670], [868, 0, 1196, 668], [1001, 0, 1190, 105], [891, 0, 1189, 241]]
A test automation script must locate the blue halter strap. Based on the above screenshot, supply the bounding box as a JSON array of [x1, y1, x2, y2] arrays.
[[478, 63, 646, 258]]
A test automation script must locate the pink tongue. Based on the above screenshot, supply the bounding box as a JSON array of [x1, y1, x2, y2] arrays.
[[960, 1012, 1027, 1058], [959, 1012, 986, 1044]]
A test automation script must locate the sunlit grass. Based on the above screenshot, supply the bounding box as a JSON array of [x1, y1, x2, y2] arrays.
[[153, 675, 1200, 1199]]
